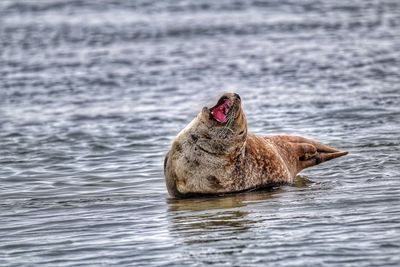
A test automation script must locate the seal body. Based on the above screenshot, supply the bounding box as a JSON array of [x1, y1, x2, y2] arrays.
[[164, 93, 347, 198]]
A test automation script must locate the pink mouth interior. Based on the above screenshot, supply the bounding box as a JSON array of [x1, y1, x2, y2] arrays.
[[210, 99, 230, 123]]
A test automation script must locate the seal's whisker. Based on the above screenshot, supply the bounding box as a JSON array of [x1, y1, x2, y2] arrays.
[[219, 108, 236, 137]]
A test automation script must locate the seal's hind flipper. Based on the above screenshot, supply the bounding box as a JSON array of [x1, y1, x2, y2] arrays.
[[299, 150, 348, 170], [269, 135, 348, 173]]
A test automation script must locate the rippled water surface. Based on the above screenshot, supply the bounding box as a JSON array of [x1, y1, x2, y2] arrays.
[[1, 0, 400, 266]]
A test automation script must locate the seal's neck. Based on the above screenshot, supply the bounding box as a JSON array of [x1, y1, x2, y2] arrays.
[[175, 110, 247, 159]]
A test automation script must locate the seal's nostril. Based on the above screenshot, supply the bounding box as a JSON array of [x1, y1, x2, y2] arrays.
[[234, 93, 241, 101]]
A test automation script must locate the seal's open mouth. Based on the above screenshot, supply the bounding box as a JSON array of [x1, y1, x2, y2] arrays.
[[210, 97, 231, 123]]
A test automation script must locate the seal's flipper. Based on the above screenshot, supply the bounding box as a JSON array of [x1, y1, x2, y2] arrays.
[[271, 135, 341, 152], [269, 135, 348, 174], [299, 150, 348, 171]]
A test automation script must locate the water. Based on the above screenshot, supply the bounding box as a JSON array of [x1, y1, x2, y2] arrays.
[[1, 0, 400, 266]]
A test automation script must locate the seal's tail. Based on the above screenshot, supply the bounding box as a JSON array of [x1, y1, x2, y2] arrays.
[[269, 135, 348, 173]]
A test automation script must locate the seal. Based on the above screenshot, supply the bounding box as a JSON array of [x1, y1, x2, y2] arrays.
[[164, 92, 348, 198]]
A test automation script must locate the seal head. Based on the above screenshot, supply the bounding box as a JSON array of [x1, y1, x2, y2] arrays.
[[201, 92, 246, 139]]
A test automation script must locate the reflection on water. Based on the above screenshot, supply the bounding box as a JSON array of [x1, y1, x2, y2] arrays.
[[167, 179, 329, 264], [168, 188, 284, 212], [167, 189, 282, 236], [166, 190, 277, 263], [167, 177, 309, 241], [166, 178, 309, 263]]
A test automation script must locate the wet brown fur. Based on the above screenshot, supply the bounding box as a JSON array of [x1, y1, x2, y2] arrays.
[[164, 93, 348, 198]]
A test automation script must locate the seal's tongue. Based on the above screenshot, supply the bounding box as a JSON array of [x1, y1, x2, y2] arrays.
[[210, 99, 230, 123]]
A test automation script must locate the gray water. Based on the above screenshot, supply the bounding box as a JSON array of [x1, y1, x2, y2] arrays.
[[1, 0, 400, 266]]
